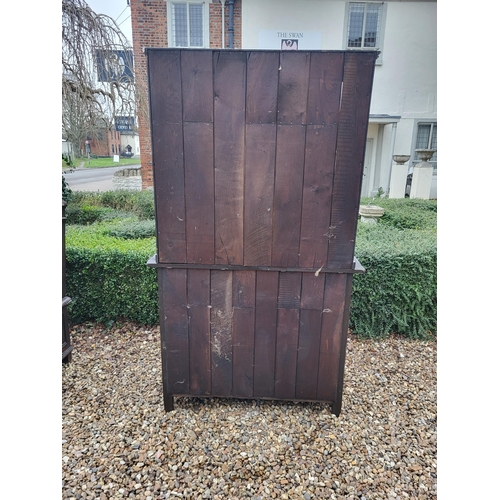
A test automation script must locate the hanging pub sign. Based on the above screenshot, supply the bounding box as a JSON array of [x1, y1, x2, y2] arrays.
[[115, 115, 135, 133], [96, 49, 134, 83]]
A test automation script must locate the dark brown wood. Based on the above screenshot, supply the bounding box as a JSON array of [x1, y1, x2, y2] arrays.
[[162, 269, 189, 394], [147, 49, 377, 414], [184, 122, 214, 264], [210, 270, 234, 395], [187, 270, 211, 395], [299, 125, 337, 269], [253, 271, 279, 398], [277, 51, 310, 125], [214, 51, 246, 265], [181, 49, 213, 123], [244, 123, 276, 266], [328, 52, 377, 268], [246, 51, 279, 124], [271, 124, 306, 267]]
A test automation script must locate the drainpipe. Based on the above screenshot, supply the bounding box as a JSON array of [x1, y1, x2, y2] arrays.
[[386, 122, 398, 196], [221, 0, 226, 49], [228, 0, 235, 48]]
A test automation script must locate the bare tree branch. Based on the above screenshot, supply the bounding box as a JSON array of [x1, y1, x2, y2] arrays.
[[62, 0, 137, 156]]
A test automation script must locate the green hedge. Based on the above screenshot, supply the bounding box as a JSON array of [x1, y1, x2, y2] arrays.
[[350, 223, 436, 339], [65, 227, 158, 325], [65, 196, 437, 338]]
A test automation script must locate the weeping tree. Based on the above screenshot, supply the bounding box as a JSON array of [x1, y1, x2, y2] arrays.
[[62, 0, 136, 157]]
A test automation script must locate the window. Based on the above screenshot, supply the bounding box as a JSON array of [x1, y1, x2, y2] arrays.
[[346, 2, 383, 49], [413, 123, 437, 169], [169, 2, 206, 48]]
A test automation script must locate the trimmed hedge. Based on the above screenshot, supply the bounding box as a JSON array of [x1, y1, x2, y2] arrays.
[[351, 223, 436, 339], [65, 227, 158, 325], [65, 196, 437, 338]]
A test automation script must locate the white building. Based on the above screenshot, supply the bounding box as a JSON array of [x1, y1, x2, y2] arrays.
[[241, 0, 437, 198]]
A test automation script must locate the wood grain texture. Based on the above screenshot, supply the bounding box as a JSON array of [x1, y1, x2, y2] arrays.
[[162, 269, 189, 394], [277, 51, 310, 125], [184, 122, 215, 264], [253, 271, 279, 398], [298, 125, 337, 269], [210, 270, 234, 395], [246, 51, 279, 124], [271, 125, 306, 267], [153, 122, 186, 263], [214, 51, 246, 265], [187, 270, 211, 395], [244, 123, 276, 266], [328, 52, 377, 268], [181, 49, 213, 123]]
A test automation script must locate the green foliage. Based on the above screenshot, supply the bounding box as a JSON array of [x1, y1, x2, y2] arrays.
[[69, 190, 155, 220], [65, 225, 158, 325], [62, 176, 72, 203], [64, 196, 437, 338], [360, 197, 437, 230], [65, 204, 129, 225], [103, 219, 156, 239], [351, 223, 436, 339]]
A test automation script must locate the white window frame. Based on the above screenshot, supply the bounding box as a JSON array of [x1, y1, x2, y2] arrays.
[[167, 1, 210, 48], [411, 121, 437, 171], [343, 2, 387, 65]]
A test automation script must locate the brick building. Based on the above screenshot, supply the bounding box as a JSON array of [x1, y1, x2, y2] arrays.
[[82, 128, 122, 158], [130, 0, 242, 189], [130, 0, 436, 198]]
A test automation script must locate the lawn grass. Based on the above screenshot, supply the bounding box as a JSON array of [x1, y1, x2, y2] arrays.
[[62, 157, 141, 170], [80, 157, 141, 169]]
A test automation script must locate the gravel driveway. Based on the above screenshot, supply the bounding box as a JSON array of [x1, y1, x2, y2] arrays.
[[62, 322, 436, 500]]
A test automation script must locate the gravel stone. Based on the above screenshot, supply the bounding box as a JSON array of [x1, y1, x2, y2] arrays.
[[63, 322, 436, 499]]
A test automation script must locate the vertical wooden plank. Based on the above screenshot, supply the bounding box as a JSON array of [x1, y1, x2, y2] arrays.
[[298, 125, 337, 269], [277, 51, 311, 125], [306, 52, 344, 125], [244, 123, 276, 266], [277, 273, 302, 310], [233, 270, 256, 308], [253, 271, 279, 397], [162, 269, 189, 394], [184, 122, 215, 264], [187, 269, 211, 395], [232, 270, 256, 397], [300, 273, 325, 310], [148, 49, 182, 126], [210, 270, 233, 395], [153, 123, 187, 263], [181, 50, 214, 123], [275, 272, 302, 399], [295, 309, 322, 400], [233, 307, 255, 398], [148, 50, 186, 263], [316, 273, 347, 401], [271, 124, 306, 267], [246, 51, 279, 124], [214, 51, 246, 265], [328, 52, 377, 268], [275, 308, 300, 400]]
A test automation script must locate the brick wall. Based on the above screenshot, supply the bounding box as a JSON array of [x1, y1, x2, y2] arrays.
[[130, 0, 242, 190]]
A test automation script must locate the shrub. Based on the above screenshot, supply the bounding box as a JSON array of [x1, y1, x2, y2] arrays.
[[103, 219, 156, 239], [351, 223, 436, 339], [69, 190, 155, 220], [65, 226, 158, 325], [360, 197, 437, 230], [65, 204, 129, 225]]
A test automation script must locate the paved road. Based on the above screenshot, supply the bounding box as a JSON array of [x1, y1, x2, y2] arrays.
[[63, 165, 140, 192]]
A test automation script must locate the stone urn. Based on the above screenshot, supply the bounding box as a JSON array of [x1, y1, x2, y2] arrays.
[[393, 154, 411, 165], [359, 204, 385, 223], [415, 149, 436, 163]]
